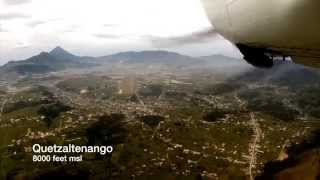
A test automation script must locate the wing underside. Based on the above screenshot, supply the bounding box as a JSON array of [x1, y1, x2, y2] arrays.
[[247, 43, 320, 68]]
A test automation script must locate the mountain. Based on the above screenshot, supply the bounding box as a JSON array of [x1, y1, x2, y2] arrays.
[[231, 60, 320, 88], [1, 52, 59, 74], [190, 54, 250, 69], [96, 51, 251, 72], [199, 55, 248, 66], [97, 50, 196, 65], [0, 47, 91, 76], [49, 46, 79, 61], [0, 47, 253, 78], [179, 54, 251, 77]]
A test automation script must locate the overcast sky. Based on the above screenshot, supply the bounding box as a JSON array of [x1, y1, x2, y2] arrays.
[[0, 0, 241, 64]]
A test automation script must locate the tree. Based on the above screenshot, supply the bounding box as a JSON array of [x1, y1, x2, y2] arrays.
[[86, 114, 127, 147], [37, 102, 71, 127]]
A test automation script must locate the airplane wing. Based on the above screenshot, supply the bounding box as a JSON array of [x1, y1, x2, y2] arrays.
[[201, 0, 320, 69], [245, 42, 320, 68]]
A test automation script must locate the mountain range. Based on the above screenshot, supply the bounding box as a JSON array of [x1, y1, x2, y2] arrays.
[[0, 47, 247, 76], [1, 46, 319, 86]]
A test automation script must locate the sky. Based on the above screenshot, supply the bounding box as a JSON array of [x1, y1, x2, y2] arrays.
[[0, 0, 241, 64]]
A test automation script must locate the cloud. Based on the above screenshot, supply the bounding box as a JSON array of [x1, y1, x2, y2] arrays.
[[0, 29, 8, 32], [3, 0, 31, 5], [15, 43, 32, 49], [25, 20, 47, 28], [0, 13, 31, 20], [0, 25, 8, 32], [93, 33, 120, 39], [25, 18, 62, 28], [103, 24, 118, 28], [148, 28, 219, 47], [63, 25, 80, 33]]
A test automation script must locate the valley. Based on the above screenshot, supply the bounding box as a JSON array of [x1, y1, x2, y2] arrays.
[[0, 47, 320, 179]]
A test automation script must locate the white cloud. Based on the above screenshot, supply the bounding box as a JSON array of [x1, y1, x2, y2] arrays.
[[3, 0, 31, 5], [0, 0, 239, 63], [0, 12, 30, 20]]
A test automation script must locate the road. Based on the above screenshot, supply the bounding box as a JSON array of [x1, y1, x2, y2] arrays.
[[0, 98, 8, 123], [249, 112, 262, 180], [234, 93, 262, 180]]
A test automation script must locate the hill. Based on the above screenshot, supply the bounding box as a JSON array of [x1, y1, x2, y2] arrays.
[[231, 61, 320, 88], [97, 50, 196, 65], [0, 47, 92, 76], [49, 46, 79, 61]]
